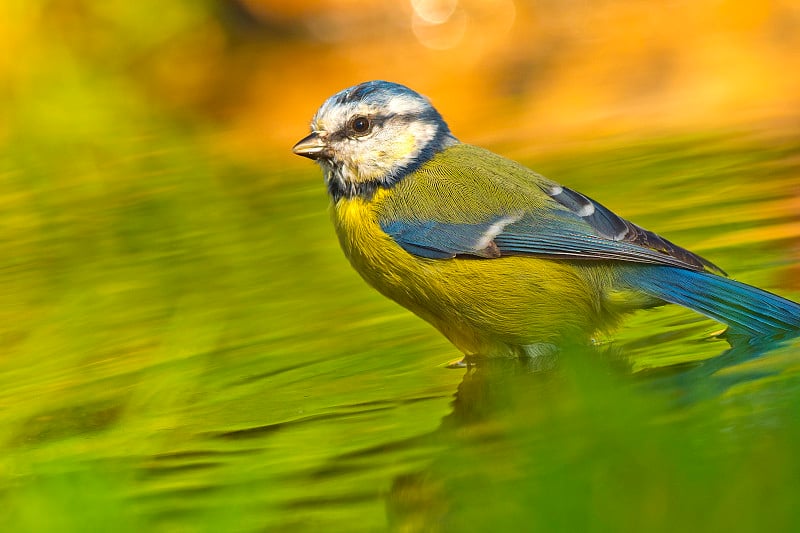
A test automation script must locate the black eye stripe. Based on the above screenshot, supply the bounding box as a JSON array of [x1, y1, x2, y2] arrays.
[[331, 111, 439, 141]]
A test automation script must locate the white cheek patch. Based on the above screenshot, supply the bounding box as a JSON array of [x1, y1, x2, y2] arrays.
[[365, 120, 436, 175], [409, 122, 436, 151]]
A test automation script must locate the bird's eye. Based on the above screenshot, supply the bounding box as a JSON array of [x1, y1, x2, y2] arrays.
[[349, 116, 372, 136]]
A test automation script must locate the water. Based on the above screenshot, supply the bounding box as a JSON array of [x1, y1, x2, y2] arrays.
[[1, 130, 799, 532]]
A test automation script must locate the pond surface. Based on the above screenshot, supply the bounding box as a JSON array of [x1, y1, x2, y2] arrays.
[[1, 131, 799, 531]]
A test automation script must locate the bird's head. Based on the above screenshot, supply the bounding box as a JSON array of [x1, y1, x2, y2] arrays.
[[292, 81, 458, 200]]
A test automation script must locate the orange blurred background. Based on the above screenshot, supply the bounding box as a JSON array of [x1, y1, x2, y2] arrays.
[[3, 0, 800, 160], [224, 0, 800, 156]]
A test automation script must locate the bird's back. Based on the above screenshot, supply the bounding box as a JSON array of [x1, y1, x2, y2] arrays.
[[379, 143, 556, 223]]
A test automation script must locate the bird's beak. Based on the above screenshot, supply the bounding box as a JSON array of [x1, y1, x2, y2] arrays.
[[292, 131, 329, 160]]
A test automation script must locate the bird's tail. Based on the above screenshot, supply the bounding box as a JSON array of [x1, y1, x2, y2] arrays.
[[629, 266, 800, 338]]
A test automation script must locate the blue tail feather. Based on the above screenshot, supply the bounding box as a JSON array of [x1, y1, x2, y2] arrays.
[[628, 266, 800, 338]]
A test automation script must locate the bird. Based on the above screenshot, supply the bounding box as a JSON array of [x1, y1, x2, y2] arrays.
[[292, 80, 800, 360]]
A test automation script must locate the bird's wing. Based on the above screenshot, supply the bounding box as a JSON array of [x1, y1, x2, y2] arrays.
[[380, 184, 724, 274]]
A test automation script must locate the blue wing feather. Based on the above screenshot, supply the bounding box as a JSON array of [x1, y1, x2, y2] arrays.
[[624, 266, 800, 336], [381, 209, 710, 270], [381, 218, 505, 259]]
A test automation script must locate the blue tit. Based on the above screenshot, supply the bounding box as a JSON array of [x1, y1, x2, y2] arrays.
[[293, 80, 800, 359]]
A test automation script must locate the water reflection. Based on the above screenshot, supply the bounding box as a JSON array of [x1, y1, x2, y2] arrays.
[[633, 334, 800, 406], [385, 335, 800, 531]]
